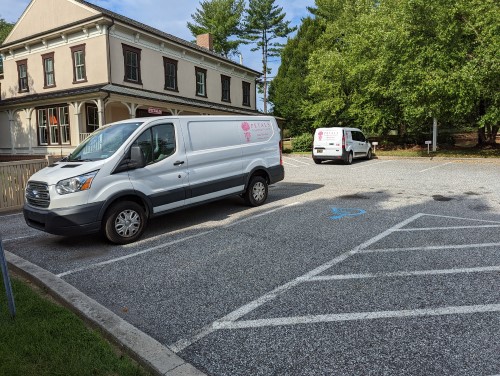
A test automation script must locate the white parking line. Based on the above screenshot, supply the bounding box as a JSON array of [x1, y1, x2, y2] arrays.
[[308, 265, 500, 281], [360, 242, 500, 254], [396, 225, 500, 231], [168, 213, 424, 353], [56, 202, 300, 278], [284, 157, 311, 166], [2, 234, 41, 242], [419, 161, 453, 173], [282, 160, 300, 167], [0, 212, 23, 217], [213, 304, 500, 330], [351, 160, 394, 169]]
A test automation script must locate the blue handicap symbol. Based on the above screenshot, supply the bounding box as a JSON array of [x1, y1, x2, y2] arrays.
[[330, 207, 366, 220]]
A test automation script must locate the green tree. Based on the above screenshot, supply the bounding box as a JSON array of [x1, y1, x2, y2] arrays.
[[0, 18, 14, 75], [187, 0, 245, 57], [269, 17, 325, 136], [241, 0, 296, 113], [300, 0, 499, 143], [0, 18, 13, 43]]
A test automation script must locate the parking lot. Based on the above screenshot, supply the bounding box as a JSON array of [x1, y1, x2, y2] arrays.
[[2, 156, 500, 375]]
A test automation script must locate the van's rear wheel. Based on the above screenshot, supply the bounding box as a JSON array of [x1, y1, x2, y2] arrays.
[[103, 201, 146, 244], [244, 176, 268, 206], [344, 152, 353, 165], [366, 149, 372, 160], [313, 158, 322, 164]]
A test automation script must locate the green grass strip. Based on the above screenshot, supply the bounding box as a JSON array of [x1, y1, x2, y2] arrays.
[[0, 276, 149, 376]]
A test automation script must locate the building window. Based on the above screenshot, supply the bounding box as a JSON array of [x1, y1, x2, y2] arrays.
[[86, 104, 99, 133], [163, 57, 178, 91], [221, 75, 231, 102], [195, 67, 207, 97], [242, 81, 251, 107], [70, 44, 87, 83], [0, 56, 4, 77], [42, 52, 56, 88], [37, 105, 71, 146], [122, 44, 142, 84], [16, 59, 28, 92]]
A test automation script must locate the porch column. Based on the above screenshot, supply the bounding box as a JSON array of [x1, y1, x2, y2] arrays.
[[122, 102, 140, 118], [69, 101, 84, 145], [169, 108, 183, 115], [23, 108, 35, 154], [97, 98, 105, 127], [7, 109, 16, 154]]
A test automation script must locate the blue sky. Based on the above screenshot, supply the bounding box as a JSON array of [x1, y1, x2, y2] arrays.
[[1, 0, 315, 111]]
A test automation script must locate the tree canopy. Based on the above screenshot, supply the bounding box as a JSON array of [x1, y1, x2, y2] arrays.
[[270, 0, 499, 143], [0, 18, 13, 43]]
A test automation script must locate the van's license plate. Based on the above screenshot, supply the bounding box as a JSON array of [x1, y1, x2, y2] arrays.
[[317, 149, 323, 153]]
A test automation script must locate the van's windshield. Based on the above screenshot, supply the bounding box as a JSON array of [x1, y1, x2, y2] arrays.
[[67, 122, 144, 162]]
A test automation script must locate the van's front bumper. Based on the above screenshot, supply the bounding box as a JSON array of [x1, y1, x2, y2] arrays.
[[23, 202, 104, 236]]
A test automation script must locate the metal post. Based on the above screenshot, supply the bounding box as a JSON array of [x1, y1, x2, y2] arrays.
[[0, 237, 16, 318], [432, 117, 438, 152]]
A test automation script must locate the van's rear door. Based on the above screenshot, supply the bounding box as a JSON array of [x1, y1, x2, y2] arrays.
[[313, 128, 343, 157]]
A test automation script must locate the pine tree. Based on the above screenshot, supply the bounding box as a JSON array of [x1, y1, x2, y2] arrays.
[[187, 0, 245, 57], [240, 0, 296, 113]]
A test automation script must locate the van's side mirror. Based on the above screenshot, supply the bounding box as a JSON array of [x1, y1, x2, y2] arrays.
[[130, 146, 146, 169]]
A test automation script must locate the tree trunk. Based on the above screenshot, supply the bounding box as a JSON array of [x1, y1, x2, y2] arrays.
[[489, 125, 499, 144], [477, 127, 487, 146]]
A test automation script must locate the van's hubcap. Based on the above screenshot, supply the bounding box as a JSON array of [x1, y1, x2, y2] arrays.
[[115, 209, 141, 237], [252, 182, 266, 202]]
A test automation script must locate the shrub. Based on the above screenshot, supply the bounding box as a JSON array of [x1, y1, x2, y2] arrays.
[[292, 133, 313, 152]]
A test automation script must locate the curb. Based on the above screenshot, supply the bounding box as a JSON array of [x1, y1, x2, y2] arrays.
[[6, 251, 206, 376]]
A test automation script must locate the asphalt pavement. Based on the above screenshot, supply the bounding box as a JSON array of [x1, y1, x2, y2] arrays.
[[2, 156, 500, 375]]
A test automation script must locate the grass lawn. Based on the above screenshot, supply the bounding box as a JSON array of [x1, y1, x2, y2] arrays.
[[0, 274, 150, 376], [373, 147, 500, 158]]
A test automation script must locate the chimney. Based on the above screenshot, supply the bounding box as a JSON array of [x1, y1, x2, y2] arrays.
[[196, 33, 213, 51]]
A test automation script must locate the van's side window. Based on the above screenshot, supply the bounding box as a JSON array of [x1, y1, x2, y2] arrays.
[[133, 123, 176, 164]]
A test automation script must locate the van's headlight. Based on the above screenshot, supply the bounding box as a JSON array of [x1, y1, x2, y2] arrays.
[[56, 171, 98, 195]]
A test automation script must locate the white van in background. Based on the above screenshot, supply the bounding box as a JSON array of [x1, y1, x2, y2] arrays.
[[312, 127, 372, 165], [24, 116, 284, 244]]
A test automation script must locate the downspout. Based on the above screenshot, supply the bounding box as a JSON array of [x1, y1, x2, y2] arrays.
[[104, 18, 115, 124]]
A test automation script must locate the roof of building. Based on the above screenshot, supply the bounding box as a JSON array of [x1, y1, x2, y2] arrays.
[[0, 83, 260, 115]]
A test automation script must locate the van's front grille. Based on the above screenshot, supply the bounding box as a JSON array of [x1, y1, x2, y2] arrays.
[[26, 181, 50, 208]]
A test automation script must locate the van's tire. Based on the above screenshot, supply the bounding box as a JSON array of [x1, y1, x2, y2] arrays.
[[103, 201, 146, 244], [244, 176, 268, 206], [344, 152, 353, 165], [366, 149, 372, 160], [313, 158, 322, 164]]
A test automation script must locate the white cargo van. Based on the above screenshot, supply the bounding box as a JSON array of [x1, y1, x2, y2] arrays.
[[312, 127, 372, 164], [24, 115, 284, 244]]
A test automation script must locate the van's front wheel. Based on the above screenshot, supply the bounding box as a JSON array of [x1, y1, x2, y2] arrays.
[[244, 176, 268, 206], [103, 201, 146, 244]]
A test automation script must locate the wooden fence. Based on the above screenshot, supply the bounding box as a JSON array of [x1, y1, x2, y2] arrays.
[[0, 159, 49, 212]]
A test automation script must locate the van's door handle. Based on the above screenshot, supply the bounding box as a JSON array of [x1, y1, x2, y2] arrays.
[[173, 160, 185, 166]]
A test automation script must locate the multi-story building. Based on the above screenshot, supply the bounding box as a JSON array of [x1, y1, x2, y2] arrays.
[[0, 0, 260, 158]]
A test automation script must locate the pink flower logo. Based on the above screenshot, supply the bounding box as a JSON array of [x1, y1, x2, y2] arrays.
[[241, 122, 250, 131], [318, 131, 323, 141]]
